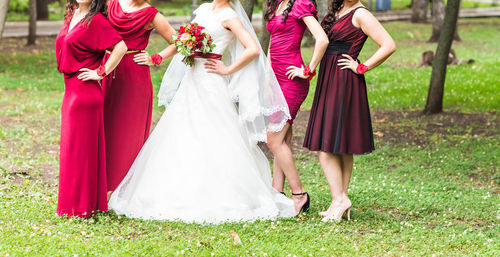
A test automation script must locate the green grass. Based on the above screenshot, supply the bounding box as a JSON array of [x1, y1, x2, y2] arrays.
[[0, 18, 499, 256], [0, 120, 498, 255]]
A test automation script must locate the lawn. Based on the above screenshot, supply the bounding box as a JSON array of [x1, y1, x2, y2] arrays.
[[0, 18, 499, 256]]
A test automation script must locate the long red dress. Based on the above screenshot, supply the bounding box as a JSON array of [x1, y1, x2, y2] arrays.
[[56, 13, 122, 217], [103, 0, 159, 191], [304, 7, 375, 154], [266, 0, 317, 124]]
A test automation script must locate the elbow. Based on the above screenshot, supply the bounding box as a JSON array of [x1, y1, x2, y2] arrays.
[[320, 36, 329, 48], [118, 41, 128, 55], [250, 47, 260, 60], [387, 41, 396, 55]]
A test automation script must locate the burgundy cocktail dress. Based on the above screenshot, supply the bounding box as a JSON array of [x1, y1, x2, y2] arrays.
[[56, 13, 122, 217], [266, 0, 317, 124], [304, 7, 375, 154], [103, 0, 159, 191]]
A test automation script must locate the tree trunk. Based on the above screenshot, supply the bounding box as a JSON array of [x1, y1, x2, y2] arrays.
[[36, 0, 49, 20], [428, 0, 445, 42], [191, 0, 198, 20], [411, 0, 429, 23], [240, 0, 255, 20], [423, 0, 461, 115], [453, 0, 462, 41], [317, 0, 328, 20], [0, 0, 10, 40], [28, 0, 37, 45], [260, 0, 270, 51]]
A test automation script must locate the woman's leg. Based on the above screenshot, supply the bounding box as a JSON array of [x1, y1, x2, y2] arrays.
[[318, 151, 351, 221], [341, 154, 353, 201], [272, 126, 293, 192], [267, 123, 307, 213]]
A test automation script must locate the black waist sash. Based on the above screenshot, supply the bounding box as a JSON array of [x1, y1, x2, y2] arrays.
[[326, 41, 352, 55]]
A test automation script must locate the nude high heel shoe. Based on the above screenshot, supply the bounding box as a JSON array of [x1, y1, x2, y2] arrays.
[[321, 204, 351, 223]]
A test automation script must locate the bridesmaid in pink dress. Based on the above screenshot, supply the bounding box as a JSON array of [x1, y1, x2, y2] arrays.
[[103, 0, 177, 196], [265, 0, 328, 214], [56, 0, 127, 217]]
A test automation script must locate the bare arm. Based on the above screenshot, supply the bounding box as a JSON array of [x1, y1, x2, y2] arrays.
[[285, 16, 329, 80], [78, 40, 128, 81], [134, 13, 177, 66], [303, 16, 329, 70], [338, 8, 396, 73], [205, 17, 260, 75]]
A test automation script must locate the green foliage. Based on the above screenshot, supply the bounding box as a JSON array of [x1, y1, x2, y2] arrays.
[[8, 0, 30, 13]]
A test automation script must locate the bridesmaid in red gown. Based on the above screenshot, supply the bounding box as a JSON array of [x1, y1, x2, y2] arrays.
[[103, 0, 176, 195], [303, 0, 395, 222], [264, 0, 328, 214], [56, 0, 127, 217]]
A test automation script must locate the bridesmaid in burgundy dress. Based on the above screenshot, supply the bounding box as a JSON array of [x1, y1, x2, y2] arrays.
[[303, 0, 396, 222], [103, 0, 177, 196], [56, 0, 127, 217], [265, 0, 328, 214]]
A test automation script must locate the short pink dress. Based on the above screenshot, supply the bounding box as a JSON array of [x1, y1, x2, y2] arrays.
[[266, 0, 317, 124]]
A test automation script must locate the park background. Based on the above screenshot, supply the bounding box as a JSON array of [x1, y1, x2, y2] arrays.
[[0, 0, 499, 256]]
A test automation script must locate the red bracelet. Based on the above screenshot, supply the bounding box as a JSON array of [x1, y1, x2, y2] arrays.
[[96, 65, 106, 77], [356, 63, 368, 74], [303, 65, 317, 81], [151, 53, 163, 66]]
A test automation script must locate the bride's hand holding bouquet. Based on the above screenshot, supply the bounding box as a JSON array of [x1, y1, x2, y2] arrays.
[[172, 23, 216, 67]]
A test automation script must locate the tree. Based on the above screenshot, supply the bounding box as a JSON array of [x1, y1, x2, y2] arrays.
[[28, 0, 37, 45], [37, 0, 49, 20], [428, 0, 461, 42], [317, 0, 328, 20], [260, 0, 270, 51], [412, 0, 429, 23], [0, 0, 9, 40], [240, 0, 255, 20], [423, 0, 461, 115], [428, 0, 445, 42]]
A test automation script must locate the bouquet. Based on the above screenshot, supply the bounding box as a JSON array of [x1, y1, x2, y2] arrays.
[[172, 23, 216, 66]]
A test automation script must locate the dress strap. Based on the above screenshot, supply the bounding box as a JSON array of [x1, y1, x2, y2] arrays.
[[351, 6, 369, 15], [353, 6, 368, 11]]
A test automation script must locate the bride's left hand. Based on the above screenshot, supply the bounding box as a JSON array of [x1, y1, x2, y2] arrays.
[[205, 59, 230, 75], [286, 65, 309, 80]]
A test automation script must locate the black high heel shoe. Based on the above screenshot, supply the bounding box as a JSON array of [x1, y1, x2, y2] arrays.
[[280, 192, 286, 196], [292, 192, 310, 214]]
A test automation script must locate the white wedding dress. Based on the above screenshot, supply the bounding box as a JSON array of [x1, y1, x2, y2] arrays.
[[108, 4, 296, 224]]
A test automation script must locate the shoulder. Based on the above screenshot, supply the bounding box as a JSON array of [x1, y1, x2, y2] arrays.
[[92, 12, 109, 23], [292, 0, 317, 18], [352, 7, 375, 26], [353, 6, 372, 17], [221, 7, 238, 20], [194, 3, 210, 15]]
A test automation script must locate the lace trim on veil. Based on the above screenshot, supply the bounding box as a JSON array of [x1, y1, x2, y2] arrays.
[[157, 0, 291, 143]]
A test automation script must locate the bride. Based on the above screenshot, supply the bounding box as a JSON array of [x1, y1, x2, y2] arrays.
[[108, 0, 297, 223]]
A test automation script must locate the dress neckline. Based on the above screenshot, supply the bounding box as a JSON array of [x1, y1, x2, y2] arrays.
[[274, 0, 288, 17], [67, 10, 86, 34], [334, 5, 364, 23], [117, 0, 154, 14], [207, 3, 232, 14]]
